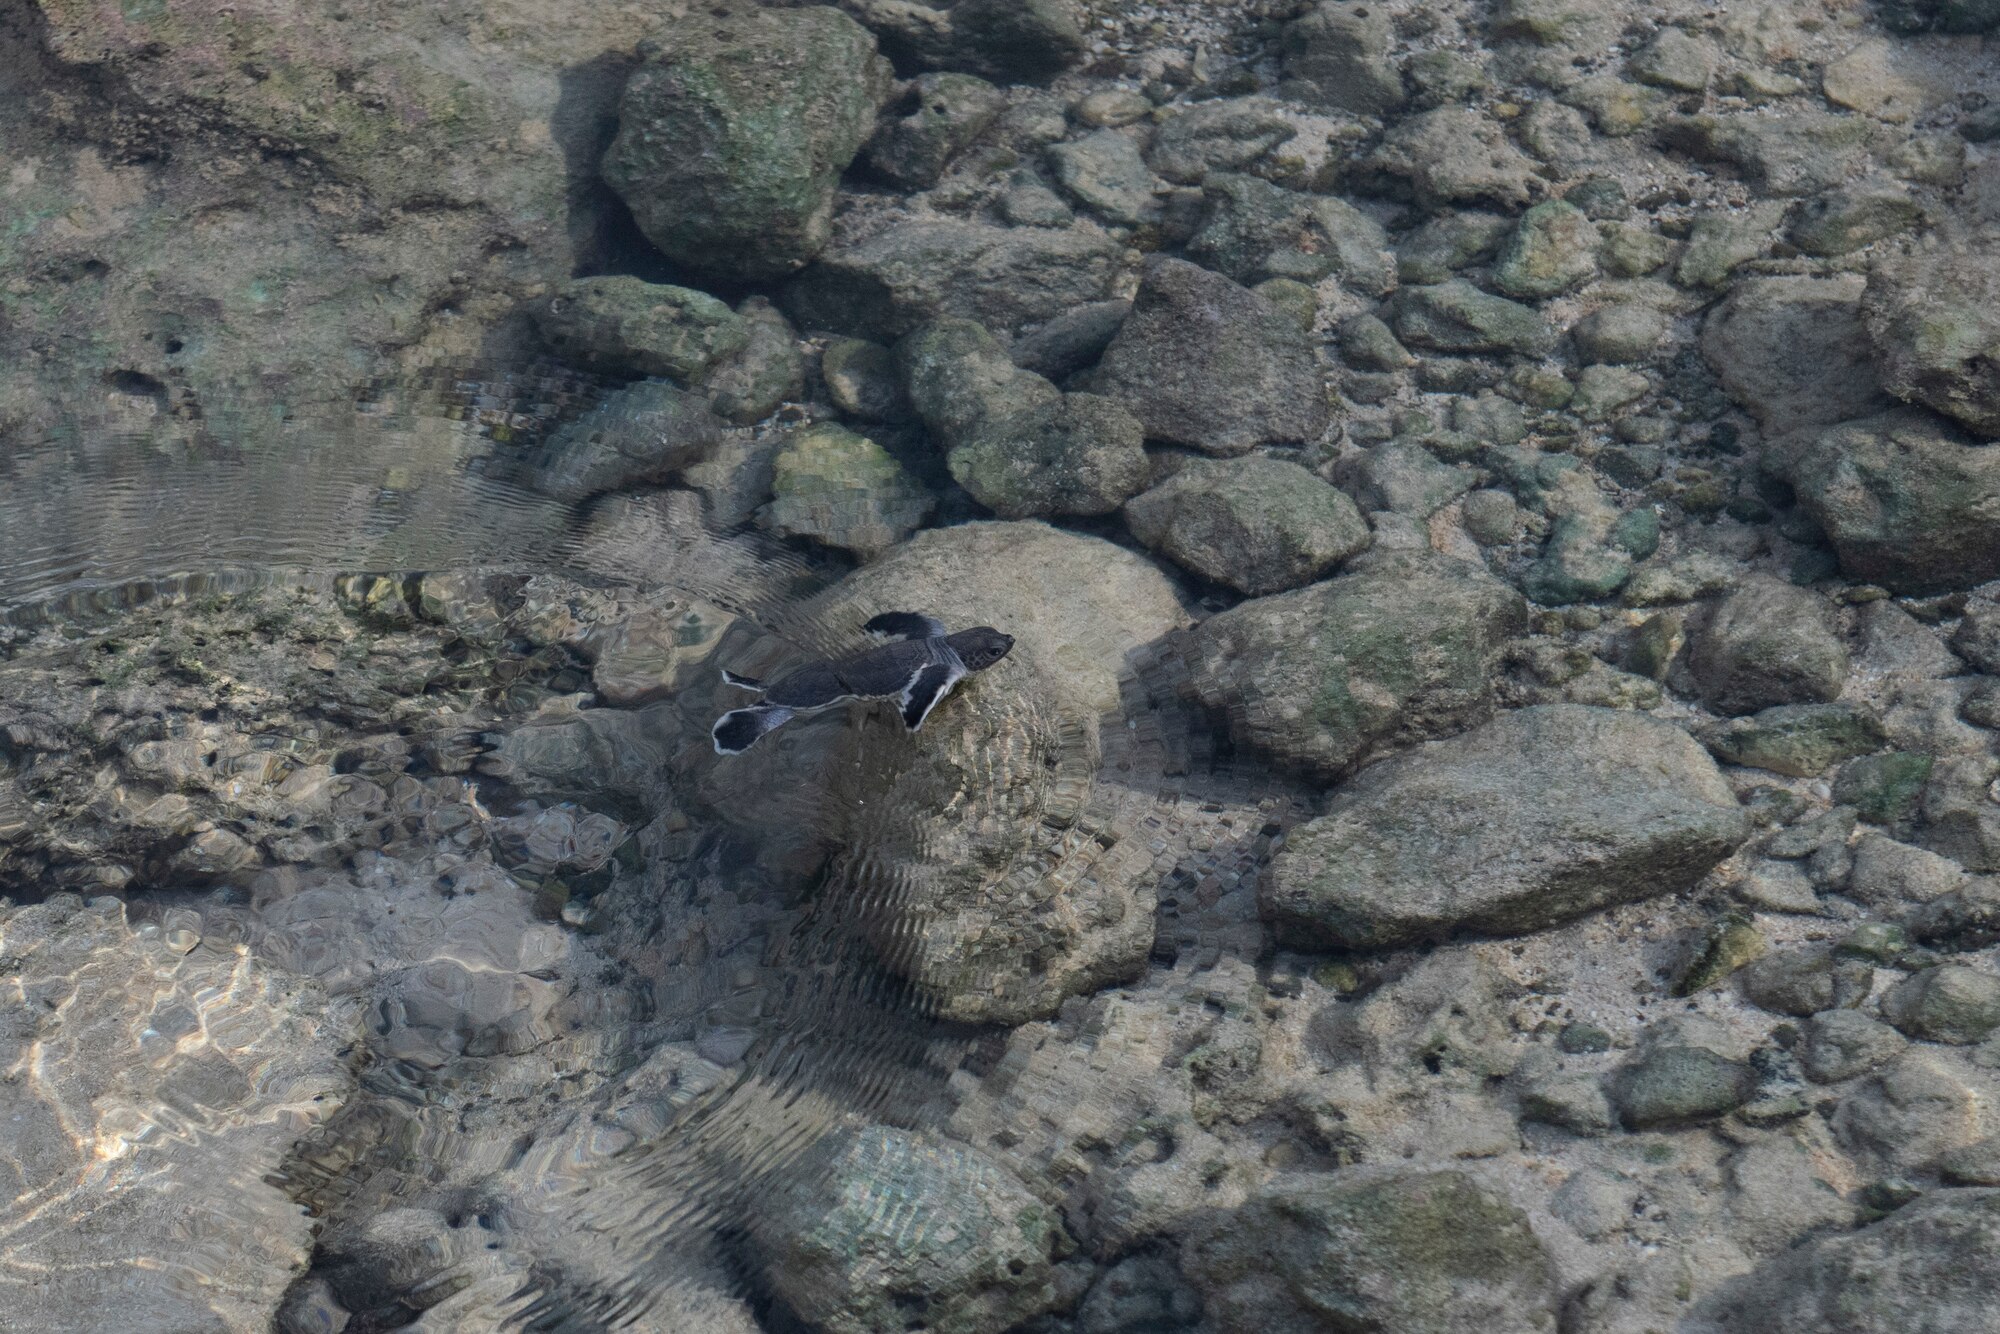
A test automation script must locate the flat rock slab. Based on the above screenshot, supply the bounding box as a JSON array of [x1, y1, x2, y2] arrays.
[[1266, 703, 1750, 949]]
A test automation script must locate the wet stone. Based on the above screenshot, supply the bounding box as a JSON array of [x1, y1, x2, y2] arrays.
[[1123, 456, 1370, 596], [1087, 256, 1330, 457], [1801, 1010, 1909, 1084], [1698, 703, 1886, 777], [1266, 703, 1749, 949], [534, 276, 748, 383], [1880, 964, 2000, 1044], [1608, 1045, 1758, 1129]]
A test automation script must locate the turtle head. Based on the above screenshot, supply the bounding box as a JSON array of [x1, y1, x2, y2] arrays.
[[947, 626, 1014, 671]]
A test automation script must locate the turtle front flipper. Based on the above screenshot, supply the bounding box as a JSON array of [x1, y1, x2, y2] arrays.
[[899, 661, 963, 731], [863, 611, 947, 641]]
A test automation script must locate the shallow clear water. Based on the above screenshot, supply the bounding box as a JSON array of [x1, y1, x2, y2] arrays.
[[0, 367, 1294, 1330]]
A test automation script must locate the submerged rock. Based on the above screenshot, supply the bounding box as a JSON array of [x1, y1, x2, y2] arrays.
[[1685, 1188, 2000, 1334], [523, 380, 723, 503], [1786, 409, 2000, 594], [897, 317, 1146, 517], [1387, 279, 1557, 356], [601, 3, 892, 282], [1087, 257, 1331, 457], [757, 422, 934, 557], [846, 0, 1087, 82], [1688, 578, 1848, 716], [707, 522, 1189, 1025], [1608, 1045, 1757, 1129], [747, 1122, 1073, 1334], [1123, 456, 1371, 595], [1701, 275, 1891, 432], [1266, 704, 1748, 948], [784, 220, 1125, 340], [534, 276, 748, 383], [1182, 1168, 1561, 1334], [1187, 550, 1525, 780], [861, 72, 1007, 190], [1865, 237, 2000, 436]]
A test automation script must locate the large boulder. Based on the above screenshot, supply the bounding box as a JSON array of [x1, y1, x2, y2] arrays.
[[747, 1122, 1073, 1334], [1865, 237, 2000, 435], [1182, 1168, 1561, 1334], [601, 3, 892, 282], [0, 897, 357, 1332], [1087, 256, 1332, 457], [1685, 1188, 2000, 1334], [783, 220, 1126, 340], [1265, 704, 1749, 949], [700, 522, 1190, 1025], [1123, 456, 1372, 595], [1784, 409, 2000, 593], [1701, 275, 1893, 433], [1185, 550, 1526, 779]]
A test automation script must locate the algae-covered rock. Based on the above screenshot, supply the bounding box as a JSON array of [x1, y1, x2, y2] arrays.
[[1365, 107, 1543, 211], [862, 72, 1006, 189], [534, 276, 748, 382], [1186, 173, 1396, 294], [1123, 456, 1371, 595], [1608, 1045, 1757, 1129], [524, 379, 723, 502], [1881, 964, 2000, 1044], [757, 423, 934, 557], [1187, 550, 1526, 780], [1491, 200, 1601, 299], [602, 3, 892, 282], [897, 318, 1146, 517], [1387, 279, 1557, 356], [748, 1123, 1073, 1334], [1182, 1168, 1561, 1334], [1698, 703, 1886, 777], [1267, 704, 1748, 948], [948, 392, 1148, 518], [1280, 0, 1406, 115]]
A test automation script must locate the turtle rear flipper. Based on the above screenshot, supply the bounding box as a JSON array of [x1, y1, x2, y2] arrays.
[[713, 705, 794, 754], [721, 668, 766, 694]]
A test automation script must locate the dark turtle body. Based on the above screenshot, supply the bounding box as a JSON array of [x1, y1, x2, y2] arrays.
[[712, 613, 1014, 754]]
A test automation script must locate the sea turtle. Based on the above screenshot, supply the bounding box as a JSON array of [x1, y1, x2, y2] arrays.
[[711, 612, 1015, 754]]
